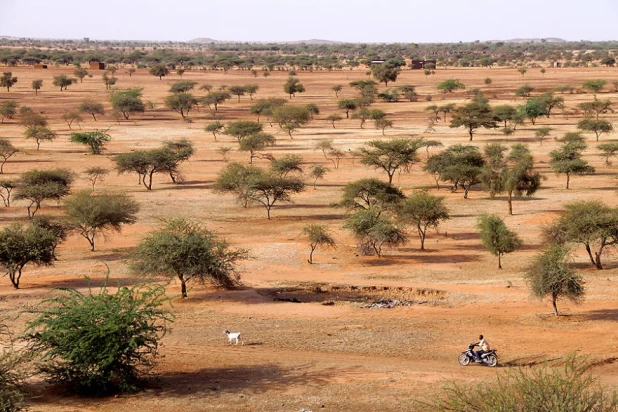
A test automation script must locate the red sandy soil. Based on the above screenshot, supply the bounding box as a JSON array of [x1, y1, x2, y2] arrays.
[[1, 64, 618, 411]]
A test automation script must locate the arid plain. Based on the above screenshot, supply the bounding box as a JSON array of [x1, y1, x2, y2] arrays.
[[1, 64, 618, 411]]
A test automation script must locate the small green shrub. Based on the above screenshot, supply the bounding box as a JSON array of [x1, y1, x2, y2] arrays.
[[422, 354, 618, 411]]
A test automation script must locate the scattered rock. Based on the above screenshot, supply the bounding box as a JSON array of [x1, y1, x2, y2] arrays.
[[364, 299, 413, 309]]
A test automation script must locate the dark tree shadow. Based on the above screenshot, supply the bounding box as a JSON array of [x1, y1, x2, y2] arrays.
[[153, 364, 352, 397], [583, 309, 618, 321], [502, 355, 562, 367]]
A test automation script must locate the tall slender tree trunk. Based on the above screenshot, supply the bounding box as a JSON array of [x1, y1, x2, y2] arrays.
[[498, 253, 502, 269], [179, 274, 188, 298], [507, 192, 513, 215], [87, 235, 95, 252], [308, 244, 316, 264], [552, 293, 559, 316], [387, 172, 394, 185], [418, 225, 426, 250], [585, 244, 596, 266]]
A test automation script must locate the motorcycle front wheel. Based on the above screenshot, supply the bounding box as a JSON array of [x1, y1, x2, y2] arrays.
[[485, 354, 498, 367], [458, 353, 470, 366]]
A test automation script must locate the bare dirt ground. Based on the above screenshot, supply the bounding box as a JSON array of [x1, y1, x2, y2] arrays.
[[2, 64, 618, 411]]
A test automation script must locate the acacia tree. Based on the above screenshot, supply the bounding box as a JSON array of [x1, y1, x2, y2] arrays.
[[225, 120, 263, 143], [577, 118, 614, 141], [169, 80, 197, 94], [493, 105, 519, 128], [245, 84, 259, 100], [0, 139, 18, 173], [110, 88, 145, 120], [0, 101, 18, 123], [132, 218, 248, 298], [477, 214, 522, 269], [202, 91, 231, 112], [424, 144, 485, 198], [0, 222, 59, 288], [228, 85, 246, 102], [73, 67, 88, 83], [0, 72, 17, 92], [535, 126, 553, 145], [310, 165, 329, 189], [102, 73, 117, 90], [32, 79, 43, 95], [114, 149, 169, 190], [214, 162, 263, 207], [371, 62, 400, 86], [437, 78, 465, 93], [15, 169, 74, 218], [52, 74, 77, 91], [537, 92, 564, 118], [338, 99, 358, 118], [544, 200, 618, 270], [215, 165, 304, 219], [578, 99, 612, 120], [79, 100, 105, 121], [520, 98, 548, 125], [525, 245, 584, 316], [597, 142, 618, 165], [359, 138, 423, 185], [344, 207, 406, 257], [375, 118, 393, 135], [481, 143, 543, 215], [164, 92, 198, 119], [272, 105, 311, 138], [339, 178, 405, 211], [250, 100, 272, 122], [239, 132, 276, 164], [69, 130, 112, 155], [326, 114, 343, 128], [439, 103, 456, 122], [549, 133, 595, 189], [149, 64, 169, 80], [315, 139, 345, 169], [64, 190, 139, 251], [247, 173, 305, 219], [205, 121, 224, 140], [0, 179, 16, 206], [270, 154, 303, 177], [84, 166, 109, 190], [331, 84, 343, 97], [450, 101, 497, 140], [397, 191, 449, 250], [582, 79, 606, 95], [61, 111, 83, 130], [283, 76, 305, 98], [24, 125, 56, 150], [515, 84, 535, 98], [302, 224, 336, 264], [19, 106, 47, 127]]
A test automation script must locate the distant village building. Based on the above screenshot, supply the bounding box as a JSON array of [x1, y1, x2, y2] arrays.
[[410, 59, 437, 70], [369, 60, 386, 66], [89, 61, 105, 70]]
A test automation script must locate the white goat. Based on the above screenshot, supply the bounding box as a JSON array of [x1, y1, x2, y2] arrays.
[[223, 329, 243, 345]]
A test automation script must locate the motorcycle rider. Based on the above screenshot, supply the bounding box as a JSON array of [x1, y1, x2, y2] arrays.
[[473, 334, 490, 362]]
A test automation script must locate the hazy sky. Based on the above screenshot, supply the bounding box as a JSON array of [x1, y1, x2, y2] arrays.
[[1, 0, 616, 43]]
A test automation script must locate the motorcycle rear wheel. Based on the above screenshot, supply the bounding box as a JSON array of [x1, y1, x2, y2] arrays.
[[458, 353, 470, 366], [485, 354, 498, 367]]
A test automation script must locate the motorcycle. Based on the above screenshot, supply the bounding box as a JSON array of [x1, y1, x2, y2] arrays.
[[458, 343, 498, 367]]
